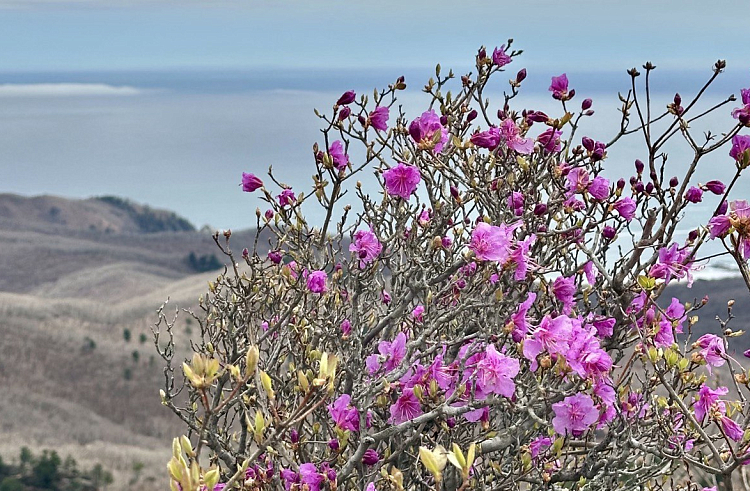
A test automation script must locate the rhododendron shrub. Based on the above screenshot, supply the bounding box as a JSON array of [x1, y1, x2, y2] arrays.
[[154, 42, 750, 490]]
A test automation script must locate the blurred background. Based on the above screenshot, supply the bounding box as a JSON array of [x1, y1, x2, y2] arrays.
[[1, 1, 749, 489]]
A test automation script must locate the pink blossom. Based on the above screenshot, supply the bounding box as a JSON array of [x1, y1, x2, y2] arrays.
[[588, 176, 610, 201], [730, 134, 750, 163], [409, 109, 448, 152], [368, 106, 389, 131], [475, 344, 520, 398], [648, 243, 694, 286], [306, 270, 328, 293], [329, 140, 349, 170], [362, 449, 380, 466], [509, 292, 536, 342], [731, 87, 750, 125], [552, 393, 599, 436], [694, 384, 728, 422], [298, 463, 324, 491], [366, 332, 407, 374], [277, 188, 295, 207], [340, 319, 352, 337], [612, 197, 636, 221], [383, 163, 421, 200], [241, 172, 263, 192], [523, 314, 574, 370], [328, 394, 359, 432], [412, 305, 425, 322], [528, 436, 552, 459], [721, 415, 744, 441], [552, 275, 576, 314], [492, 44, 512, 67], [350, 229, 382, 267], [471, 127, 501, 149], [566, 167, 590, 194], [537, 128, 562, 152], [549, 73, 572, 100], [695, 334, 726, 372], [389, 388, 422, 424], [498, 118, 534, 154], [510, 234, 535, 280], [469, 222, 517, 262]]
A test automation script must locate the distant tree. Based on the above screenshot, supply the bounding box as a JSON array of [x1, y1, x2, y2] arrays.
[[122, 329, 131, 343], [0, 477, 22, 491], [138, 333, 147, 344], [186, 252, 223, 273], [29, 450, 61, 489], [131, 350, 140, 363]]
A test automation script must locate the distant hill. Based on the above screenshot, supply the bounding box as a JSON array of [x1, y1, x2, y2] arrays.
[[0, 194, 268, 490], [0, 193, 195, 235]]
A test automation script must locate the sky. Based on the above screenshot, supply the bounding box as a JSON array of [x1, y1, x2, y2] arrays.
[[0, 0, 748, 73], [1, 0, 749, 235]]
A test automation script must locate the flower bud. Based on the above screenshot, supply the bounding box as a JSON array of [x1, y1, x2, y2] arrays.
[[338, 106, 351, 121], [634, 181, 644, 193], [635, 159, 644, 174], [582, 136, 595, 151], [684, 186, 703, 203], [717, 200, 729, 215], [516, 68, 527, 83], [581, 98, 593, 110], [602, 225, 616, 241], [466, 109, 477, 122], [617, 178, 626, 189], [688, 229, 699, 242], [533, 203, 548, 215], [336, 90, 356, 106], [645, 182, 654, 195], [669, 176, 679, 187], [704, 180, 726, 195]]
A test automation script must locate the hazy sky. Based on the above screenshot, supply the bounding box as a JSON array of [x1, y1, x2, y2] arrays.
[[1, 0, 749, 234], [1, 0, 748, 73]]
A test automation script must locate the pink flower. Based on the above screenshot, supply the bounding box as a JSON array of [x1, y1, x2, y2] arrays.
[[509, 292, 536, 342], [523, 314, 574, 370], [412, 305, 425, 322], [350, 229, 382, 267], [471, 127, 501, 149], [730, 134, 750, 163], [552, 275, 576, 314], [694, 384, 728, 422], [612, 197, 636, 221], [695, 334, 726, 372], [721, 415, 744, 441], [409, 109, 448, 152], [685, 186, 703, 203], [241, 172, 263, 192], [329, 140, 349, 170], [528, 436, 552, 460], [549, 73, 573, 101], [298, 463, 324, 491], [368, 106, 389, 131], [389, 388, 422, 424], [306, 270, 328, 293], [588, 176, 610, 201], [383, 163, 421, 200], [731, 87, 750, 125], [277, 188, 295, 207], [469, 222, 517, 262], [328, 394, 359, 432], [648, 243, 694, 286], [498, 119, 534, 154], [366, 332, 407, 374], [492, 44, 512, 67], [537, 128, 563, 152], [340, 319, 352, 337], [566, 167, 590, 194], [475, 344, 520, 398], [510, 234, 535, 280], [552, 393, 599, 436]]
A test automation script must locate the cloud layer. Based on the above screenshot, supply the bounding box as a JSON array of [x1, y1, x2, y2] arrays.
[[0, 83, 142, 97]]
